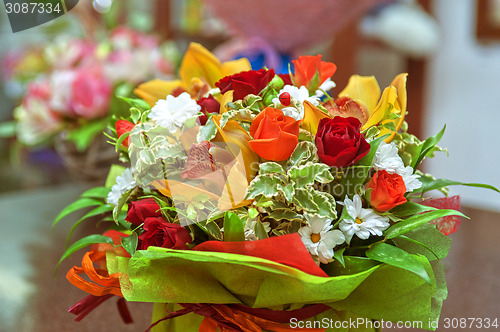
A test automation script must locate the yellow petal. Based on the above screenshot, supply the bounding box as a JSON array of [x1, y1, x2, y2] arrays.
[[381, 73, 408, 142], [362, 86, 398, 130], [301, 101, 330, 136], [134, 79, 183, 107], [339, 75, 381, 114], [179, 43, 224, 88], [211, 115, 259, 183], [151, 179, 220, 201], [221, 58, 251, 77], [217, 161, 253, 210], [219, 90, 234, 114]]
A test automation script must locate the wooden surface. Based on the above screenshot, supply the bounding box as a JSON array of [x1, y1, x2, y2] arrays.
[[1, 186, 498, 331]]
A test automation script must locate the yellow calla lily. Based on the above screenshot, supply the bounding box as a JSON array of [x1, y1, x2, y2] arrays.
[[339, 75, 381, 113], [219, 90, 234, 114], [338, 73, 408, 142], [133, 79, 182, 107], [301, 101, 330, 136], [211, 115, 259, 183], [134, 43, 251, 106]]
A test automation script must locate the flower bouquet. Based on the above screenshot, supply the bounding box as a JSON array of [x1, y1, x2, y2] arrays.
[[7, 27, 178, 181], [55, 43, 498, 331]]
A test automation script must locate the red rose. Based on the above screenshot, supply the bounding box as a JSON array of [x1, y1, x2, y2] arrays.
[[138, 218, 192, 250], [315, 117, 370, 167], [125, 198, 161, 226], [197, 95, 220, 125], [367, 170, 407, 212], [115, 119, 135, 147], [278, 73, 293, 86], [215, 68, 275, 100], [248, 107, 300, 161]]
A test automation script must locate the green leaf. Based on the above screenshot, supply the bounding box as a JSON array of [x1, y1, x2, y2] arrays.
[[292, 188, 320, 213], [366, 243, 431, 284], [121, 233, 138, 256], [223, 212, 245, 242], [308, 190, 337, 219], [245, 174, 283, 199], [105, 165, 127, 188], [254, 220, 269, 240], [396, 235, 440, 260], [288, 162, 333, 187], [80, 186, 111, 199], [129, 107, 142, 123], [118, 96, 151, 111], [65, 118, 109, 152], [333, 247, 346, 267], [412, 125, 446, 171], [390, 201, 437, 217], [65, 204, 114, 248], [115, 131, 130, 152], [385, 209, 468, 239], [419, 177, 500, 194], [220, 109, 255, 128], [288, 141, 318, 167], [0, 121, 16, 138], [357, 134, 390, 166], [56, 235, 114, 271], [259, 162, 285, 175], [335, 166, 371, 198], [52, 198, 101, 229], [277, 182, 295, 202], [113, 188, 134, 224], [196, 115, 218, 142], [267, 210, 304, 221]]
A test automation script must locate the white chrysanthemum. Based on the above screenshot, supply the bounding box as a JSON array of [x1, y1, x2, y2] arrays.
[[373, 142, 422, 192], [299, 216, 345, 264], [399, 166, 422, 192], [106, 168, 137, 206], [339, 195, 390, 244], [272, 85, 320, 120], [315, 78, 336, 97], [148, 92, 201, 133], [373, 141, 404, 173]]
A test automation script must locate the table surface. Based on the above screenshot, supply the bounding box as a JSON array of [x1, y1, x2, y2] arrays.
[[0, 185, 498, 331]]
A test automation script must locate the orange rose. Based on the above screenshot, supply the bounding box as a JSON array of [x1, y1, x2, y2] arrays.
[[367, 170, 407, 212], [291, 55, 337, 90], [248, 107, 300, 161]]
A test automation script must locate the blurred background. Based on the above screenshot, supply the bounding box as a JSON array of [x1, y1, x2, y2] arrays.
[[0, 0, 498, 331]]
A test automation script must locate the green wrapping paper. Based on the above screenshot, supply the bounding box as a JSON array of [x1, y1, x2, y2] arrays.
[[108, 245, 447, 331]]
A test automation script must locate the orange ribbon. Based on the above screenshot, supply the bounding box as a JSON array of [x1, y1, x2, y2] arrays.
[[66, 251, 123, 297], [201, 304, 327, 332]]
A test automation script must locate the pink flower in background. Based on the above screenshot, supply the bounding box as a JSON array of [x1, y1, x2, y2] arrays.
[[110, 26, 159, 50], [70, 67, 112, 119], [45, 38, 96, 70], [15, 79, 62, 145]]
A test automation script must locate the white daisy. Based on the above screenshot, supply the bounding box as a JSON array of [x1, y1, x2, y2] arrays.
[[315, 78, 336, 97], [373, 142, 422, 192], [106, 167, 137, 206], [339, 195, 390, 244], [148, 92, 201, 133], [299, 215, 345, 264], [272, 85, 320, 120]]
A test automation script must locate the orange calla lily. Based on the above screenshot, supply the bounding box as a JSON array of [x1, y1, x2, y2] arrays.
[[134, 43, 251, 107], [339, 73, 408, 142]]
